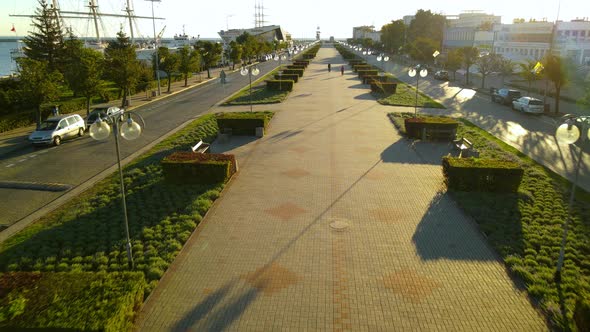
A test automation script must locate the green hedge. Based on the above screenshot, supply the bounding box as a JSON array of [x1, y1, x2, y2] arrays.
[[274, 74, 298, 83], [0, 272, 145, 332], [161, 152, 237, 185], [266, 80, 294, 91], [353, 64, 372, 72], [282, 69, 304, 77], [216, 111, 273, 135], [370, 82, 397, 94], [363, 75, 388, 85], [292, 61, 308, 68], [575, 294, 590, 332], [442, 156, 524, 193], [286, 65, 305, 70], [404, 117, 458, 139], [358, 70, 379, 78]]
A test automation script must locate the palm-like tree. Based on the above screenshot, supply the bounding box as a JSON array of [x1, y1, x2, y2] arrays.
[[544, 55, 569, 114], [518, 59, 541, 94]]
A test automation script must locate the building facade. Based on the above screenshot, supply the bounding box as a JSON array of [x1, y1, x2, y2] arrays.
[[352, 26, 381, 42], [218, 25, 288, 44]]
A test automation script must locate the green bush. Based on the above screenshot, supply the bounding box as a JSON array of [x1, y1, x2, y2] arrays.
[[0, 112, 36, 133], [363, 75, 388, 85], [442, 156, 524, 193], [266, 80, 294, 91], [274, 74, 298, 83], [282, 69, 304, 77], [292, 61, 308, 68], [404, 117, 458, 139], [358, 70, 379, 78], [286, 65, 305, 70], [0, 272, 145, 332], [161, 152, 236, 185], [353, 64, 372, 72], [216, 111, 273, 135], [370, 82, 398, 94]]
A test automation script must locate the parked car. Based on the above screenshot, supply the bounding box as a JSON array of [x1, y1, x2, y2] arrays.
[[434, 70, 449, 80], [85, 107, 123, 129], [512, 97, 545, 114], [492, 88, 522, 105], [28, 114, 86, 146]]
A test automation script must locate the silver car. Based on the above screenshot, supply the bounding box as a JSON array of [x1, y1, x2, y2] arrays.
[[512, 97, 544, 114], [28, 114, 86, 146]]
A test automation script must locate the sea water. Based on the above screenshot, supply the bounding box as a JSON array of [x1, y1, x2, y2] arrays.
[[0, 41, 19, 77]]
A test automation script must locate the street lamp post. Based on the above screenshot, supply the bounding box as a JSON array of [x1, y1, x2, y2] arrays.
[[274, 52, 287, 91], [554, 115, 589, 280], [408, 64, 428, 118], [146, 0, 161, 96], [240, 65, 260, 112], [89, 107, 145, 269], [376, 53, 390, 72]]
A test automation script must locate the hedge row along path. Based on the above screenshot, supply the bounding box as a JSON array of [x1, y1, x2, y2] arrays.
[[136, 45, 547, 330]]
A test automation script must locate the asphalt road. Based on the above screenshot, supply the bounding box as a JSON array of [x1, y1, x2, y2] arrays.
[[0, 61, 278, 227]]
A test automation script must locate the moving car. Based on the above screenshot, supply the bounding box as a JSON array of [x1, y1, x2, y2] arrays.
[[512, 97, 545, 114], [492, 88, 522, 105], [434, 70, 449, 80], [85, 107, 123, 129], [28, 114, 86, 146]]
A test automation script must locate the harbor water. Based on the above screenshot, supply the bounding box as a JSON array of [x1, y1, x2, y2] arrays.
[[0, 41, 19, 77]]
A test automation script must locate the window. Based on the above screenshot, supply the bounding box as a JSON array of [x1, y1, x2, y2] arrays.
[[581, 31, 586, 37], [58, 120, 67, 129], [524, 49, 528, 56], [573, 30, 578, 37], [565, 30, 570, 36]]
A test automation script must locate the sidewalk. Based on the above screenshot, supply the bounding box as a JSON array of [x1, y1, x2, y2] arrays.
[[0, 68, 228, 157], [135, 46, 547, 331]]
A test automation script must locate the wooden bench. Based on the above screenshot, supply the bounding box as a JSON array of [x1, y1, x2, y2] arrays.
[[191, 140, 210, 153], [453, 137, 473, 157]]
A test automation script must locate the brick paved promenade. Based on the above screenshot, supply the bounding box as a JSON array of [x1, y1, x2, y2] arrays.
[[135, 46, 547, 331]]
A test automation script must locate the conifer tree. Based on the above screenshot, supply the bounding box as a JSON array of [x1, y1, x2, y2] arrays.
[[23, 0, 64, 71]]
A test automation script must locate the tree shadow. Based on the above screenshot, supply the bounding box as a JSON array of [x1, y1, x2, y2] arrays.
[[353, 93, 376, 101], [348, 83, 368, 89], [210, 136, 259, 154], [380, 139, 454, 165]]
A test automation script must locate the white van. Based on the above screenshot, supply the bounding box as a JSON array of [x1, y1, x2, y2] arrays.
[[28, 114, 86, 146]]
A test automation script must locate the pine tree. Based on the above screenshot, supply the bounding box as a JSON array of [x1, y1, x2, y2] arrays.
[[105, 31, 141, 108], [23, 0, 64, 71]]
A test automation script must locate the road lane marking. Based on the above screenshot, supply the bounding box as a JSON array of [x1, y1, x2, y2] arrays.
[[18, 159, 26, 163], [5, 164, 15, 168], [29, 154, 37, 158], [38, 150, 48, 154]]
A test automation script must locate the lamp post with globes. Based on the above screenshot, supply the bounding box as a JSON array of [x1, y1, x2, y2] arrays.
[[554, 115, 590, 281], [376, 53, 390, 73], [240, 65, 260, 112], [408, 65, 428, 118], [274, 52, 287, 91], [89, 107, 145, 269]]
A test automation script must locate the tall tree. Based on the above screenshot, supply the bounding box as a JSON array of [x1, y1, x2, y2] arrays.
[[407, 9, 446, 49], [154, 47, 179, 93], [380, 20, 406, 54], [444, 49, 463, 81], [23, 0, 64, 71], [236, 32, 258, 63], [64, 46, 105, 116], [518, 59, 541, 94], [177, 45, 200, 87], [228, 41, 243, 70], [459, 47, 479, 85], [105, 31, 141, 108], [476, 53, 501, 89], [408, 37, 438, 63], [497, 58, 515, 85], [544, 55, 569, 114], [195, 40, 222, 78], [16, 58, 63, 127]]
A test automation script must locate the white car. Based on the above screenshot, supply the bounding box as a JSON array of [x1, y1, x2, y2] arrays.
[[28, 114, 86, 146], [512, 97, 544, 114]]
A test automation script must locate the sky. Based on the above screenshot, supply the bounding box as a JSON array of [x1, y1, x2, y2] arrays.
[[1, 0, 588, 39]]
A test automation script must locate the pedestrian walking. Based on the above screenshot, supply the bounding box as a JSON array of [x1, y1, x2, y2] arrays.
[[328, 63, 331, 72], [52, 105, 59, 117], [340, 65, 344, 75]]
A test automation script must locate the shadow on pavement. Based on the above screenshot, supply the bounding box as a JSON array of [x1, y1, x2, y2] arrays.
[[353, 93, 376, 101], [380, 139, 453, 165], [211, 136, 259, 154]]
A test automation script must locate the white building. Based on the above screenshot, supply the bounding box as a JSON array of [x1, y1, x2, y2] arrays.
[[352, 26, 381, 42], [218, 25, 289, 44]]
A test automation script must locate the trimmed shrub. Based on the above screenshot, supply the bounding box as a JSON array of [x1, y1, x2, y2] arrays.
[[442, 156, 524, 192], [349, 60, 366, 67], [274, 74, 298, 83], [266, 80, 294, 91], [161, 152, 237, 185], [358, 70, 379, 78], [404, 117, 458, 139], [0, 271, 145, 332], [353, 64, 372, 72], [282, 69, 304, 77], [216, 111, 273, 135], [363, 75, 389, 85], [370, 82, 398, 94], [292, 61, 308, 68], [286, 65, 305, 70]]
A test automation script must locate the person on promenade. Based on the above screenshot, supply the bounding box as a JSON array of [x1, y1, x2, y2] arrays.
[[52, 105, 59, 117], [328, 63, 331, 72], [341, 65, 344, 76]]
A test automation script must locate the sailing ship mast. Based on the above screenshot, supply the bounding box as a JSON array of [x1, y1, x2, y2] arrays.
[[9, 0, 164, 46]]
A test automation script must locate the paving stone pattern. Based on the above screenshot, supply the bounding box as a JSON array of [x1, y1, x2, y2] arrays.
[[136, 46, 548, 331]]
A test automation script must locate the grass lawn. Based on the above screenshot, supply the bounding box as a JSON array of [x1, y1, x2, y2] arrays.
[[389, 112, 590, 330], [376, 82, 445, 109], [224, 67, 291, 105]]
